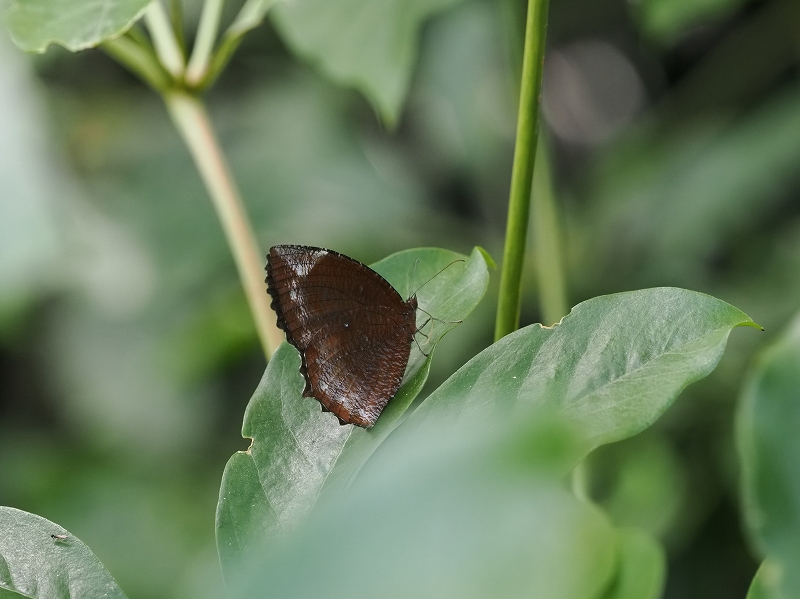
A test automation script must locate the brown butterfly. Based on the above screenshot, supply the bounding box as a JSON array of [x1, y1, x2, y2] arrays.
[[266, 245, 417, 428]]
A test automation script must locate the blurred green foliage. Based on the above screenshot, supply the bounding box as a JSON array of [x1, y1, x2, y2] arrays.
[[230, 414, 621, 599], [1, 0, 798, 596], [738, 313, 800, 599]]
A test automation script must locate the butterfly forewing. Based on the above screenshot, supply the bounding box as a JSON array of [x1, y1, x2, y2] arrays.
[[266, 245, 417, 428]]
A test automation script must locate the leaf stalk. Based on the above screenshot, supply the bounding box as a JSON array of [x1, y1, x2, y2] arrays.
[[186, 0, 226, 86], [144, 0, 186, 78]]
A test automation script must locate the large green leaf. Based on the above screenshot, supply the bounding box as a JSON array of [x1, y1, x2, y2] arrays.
[[0, 507, 127, 599], [270, 0, 463, 125], [3, 0, 150, 53], [738, 313, 800, 599], [216, 247, 489, 578], [408, 288, 758, 453], [227, 413, 618, 599]]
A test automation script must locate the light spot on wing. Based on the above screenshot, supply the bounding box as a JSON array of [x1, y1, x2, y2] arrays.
[[289, 250, 323, 277]]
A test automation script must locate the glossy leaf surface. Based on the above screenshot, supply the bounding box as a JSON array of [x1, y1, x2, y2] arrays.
[[408, 287, 758, 453]]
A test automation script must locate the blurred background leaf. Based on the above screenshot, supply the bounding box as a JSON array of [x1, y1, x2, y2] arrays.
[[630, 0, 750, 44], [601, 527, 666, 599], [270, 0, 466, 125], [745, 561, 785, 599], [0, 32, 73, 339]]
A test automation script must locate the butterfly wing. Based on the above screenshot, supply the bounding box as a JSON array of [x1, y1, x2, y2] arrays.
[[266, 245, 416, 428]]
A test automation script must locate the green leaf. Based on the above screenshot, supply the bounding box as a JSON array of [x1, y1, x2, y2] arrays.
[[270, 0, 463, 125], [216, 247, 489, 578], [408, 287, 758, 454], [0, 506, 127, 599], [228, 414, 618, 599], [602, 528, 666, 599], [738, 313, 800, 599], [3, 0, 150, 53], [631, 0, 749, 42]]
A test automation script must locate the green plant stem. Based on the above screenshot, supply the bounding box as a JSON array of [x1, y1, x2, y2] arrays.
[[186, 0, 226, 86], [101, 34, 170, 92], [494, 0, 550, 341], [531, 134, 567, 325], [145, 0, 185, 78], [164, 91, 282, 359]]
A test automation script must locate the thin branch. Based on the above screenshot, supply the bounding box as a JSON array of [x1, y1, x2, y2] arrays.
[[186, 0, 226, 86], [144, 0, 185, 78]]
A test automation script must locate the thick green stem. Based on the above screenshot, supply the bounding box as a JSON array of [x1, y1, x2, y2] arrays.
[[494, 0, 550, 341], [164, 92, 282, 359], [103, 2, 281, 359], [532, 134, 567, 325]]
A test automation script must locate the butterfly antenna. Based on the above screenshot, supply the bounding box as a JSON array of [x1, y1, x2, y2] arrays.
[[409, 259, 466, 299], [410, 258, 421, 291]]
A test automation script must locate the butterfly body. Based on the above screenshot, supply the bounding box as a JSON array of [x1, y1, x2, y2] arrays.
[[266, 245, 417, 428]]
